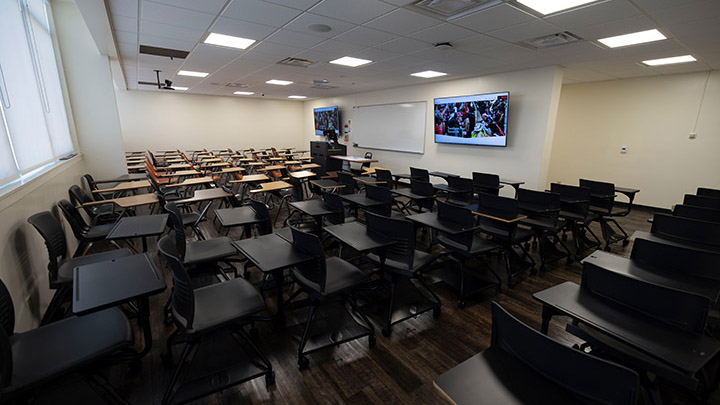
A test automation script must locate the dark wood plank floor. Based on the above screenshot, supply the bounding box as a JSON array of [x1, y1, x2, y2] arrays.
[[62, 197, 708, 404]]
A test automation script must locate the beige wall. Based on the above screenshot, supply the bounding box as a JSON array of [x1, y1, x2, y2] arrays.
[[115, 90, 306, 152], [0, 158, 85, 332], [548, 71, 720, 209], [303, 66, 564, 193]]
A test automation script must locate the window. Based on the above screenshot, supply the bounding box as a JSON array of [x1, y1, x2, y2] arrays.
[[0, 0, 75, 189]]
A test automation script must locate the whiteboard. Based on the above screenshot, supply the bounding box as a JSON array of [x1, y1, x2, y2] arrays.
[[352, 101, 426, 154]]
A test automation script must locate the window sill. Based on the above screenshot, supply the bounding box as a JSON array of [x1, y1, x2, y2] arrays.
[[0, 153, 83, 213]]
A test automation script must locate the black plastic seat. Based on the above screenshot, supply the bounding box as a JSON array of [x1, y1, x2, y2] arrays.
[[472, 172, 503, 196], [68, 185, 118, 224], [57, 199, 123, 257], [365, 184, 402, 218], [579, 179, 630, 250], [374, 168, 394, 189], [697, 187, 720, 199], [517, 189, 572, 272], [152, 178, 204, 239], [322, 191, 352, 225], [157, 235, 273, 404], [673, 204, 720, 223], [364, 212, 442, 336], [434, 302, 639, 405], [550, 183, 601, 259], [336, 171, 356, 195], [288, 227, 375, 369], [0, 278, 133, 401], [445, 176, 474, 207], [683, 194, 720, 210]]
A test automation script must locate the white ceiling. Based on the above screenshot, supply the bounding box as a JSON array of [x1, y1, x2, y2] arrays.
[[107, 0, 720, 100]]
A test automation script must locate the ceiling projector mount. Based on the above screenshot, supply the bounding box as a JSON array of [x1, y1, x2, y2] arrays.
[[154, 70, 174, 90]]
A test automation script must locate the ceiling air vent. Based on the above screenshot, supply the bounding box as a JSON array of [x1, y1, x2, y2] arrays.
[[409, 0, 500, 19], [139, 45, 189, 59], [277, 57, 316, 68], [519, 31, 583, 50], [225, 83, 249, 88], [310, 79, 338, 90]]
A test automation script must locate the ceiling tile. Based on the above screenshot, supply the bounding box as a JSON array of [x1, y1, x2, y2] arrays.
[[115, 29, 137, 44], [308, 0, 395, 24], [563, 68, 617, 82], [649, 0, 720, 27], [141, 19, 204, 43], [488, 19, 561, 43], [112, 15, 138, 34], [310, 39, 372, 55], [540, 41, 611, 64], [570, 14, 657, 41], [222, 0, 303, 27], [117, 42, 137, 60], [137, 33, 197, 52], [632, 0, 705, 13], [181, 43, 242, 71], [211, 16, 277, 40], [265, 28, 327, 48], [545, 0, 641, 30], [141, 1, 215, 31], [452, 4, 535, 33], [262, 0, 321, 11], [375, 36, 432, 53], [149, 0, 227, 15], [251, 41, 305, 59], [284, 13, 357, 38], [333, 26, 399, 46], [210, 58, 271, 83], [108, 0, 137, 18], [364, 8, 441, 36], [348, 47, 398, 62], [452, 34, 506, 53], [408, 23, 477, 44]]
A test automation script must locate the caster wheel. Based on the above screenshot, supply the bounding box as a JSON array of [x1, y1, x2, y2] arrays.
[[622, 239, 630, 246], [298, 356, 309, 370], [369, 334, 377, 347], [382, 327, 391, 337], [265, 371, 276, 386], [603, 245, 611, 252], [432, 307, 441, 318], [457, 300, 466, 309]]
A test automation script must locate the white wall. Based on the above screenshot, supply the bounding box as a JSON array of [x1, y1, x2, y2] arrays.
[[53, 0, 127, 180], [548, 71, 720, 209], [0, 158, 85, 332], [115, 90, 306, 152], [303, 66, 564, 192]]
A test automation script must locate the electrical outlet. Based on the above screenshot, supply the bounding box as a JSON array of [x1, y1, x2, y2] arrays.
[[689, 132, 697, 139]]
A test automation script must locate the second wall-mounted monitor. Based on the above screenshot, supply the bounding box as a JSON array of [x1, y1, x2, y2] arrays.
[[434, 92, 509, 147], [313, 106, 340, 137]]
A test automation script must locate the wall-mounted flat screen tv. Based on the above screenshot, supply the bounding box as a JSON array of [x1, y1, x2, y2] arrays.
[[434, 92, 509, 147], [313, 106, 340, 136]]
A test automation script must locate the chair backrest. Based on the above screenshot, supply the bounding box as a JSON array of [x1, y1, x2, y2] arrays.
[[437, 200, 475, 251], [83, 174, 98, 192], [250, 199, 273, 235], [222, 185, 242, 207], [361, 152, 373, 169], [365, 184, 392, 216], [0, 278, 15, 388], [697, 187, 720, 199], [57, 199, 89, 241], [631, 237, 720, 281], [579, 179, 615, 213], [69, 185, 97, 218], [366, 212, 415, 268], [684, 194, 720, 210], [164, 202, 187, 259], [287, 176, 305, 201], [322, 192, 345, 225], [472, 172, 501, 196], [410, 180, 434, 211], [337, 172, 355, 194], [489, 302, 639, 404], [158, 235, 195, 330], [581, 262, 710, 334], [290, 227, 327, 293], [651, 213, 720, 247], [447, 176, 474, 205], [517, 188, 561, 224], [375, 169, 393, 189], [27, 212, 68, 284], [550, 183, 591, 216], [673, 204, 720, 223], [409, 167, 429, 182]]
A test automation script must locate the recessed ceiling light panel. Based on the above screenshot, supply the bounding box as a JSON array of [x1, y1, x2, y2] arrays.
[[266, 79, 293, 85], [642, 55, 696, 66], [329, 56, 372, 67], [173, 86, 188, 91], [178, 70, 208, 78], [411, 70, 447, 78], [288, 95, 307, 99], [233, 91, 254, 95], [517, 0, 598, 15], [598, 29, 666, 48], [204, 32, 256, 49]]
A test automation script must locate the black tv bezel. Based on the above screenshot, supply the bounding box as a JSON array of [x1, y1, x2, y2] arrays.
[[313, 105, 340, 137], [433, 91, 509, 147]]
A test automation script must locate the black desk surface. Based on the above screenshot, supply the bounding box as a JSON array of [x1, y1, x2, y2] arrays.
[[434, 348, 582, 405], [632, 231, 720, 254], [582, 250, 720, 302], [215, 206, 263, 227], [73, 253, 166, 315], [290, 199, 341, 217], [107, 214, 168, 239], [323, 221, 395, 253], [533, 282, 720, 374], [518, 203, 558, 214], [309, 179, 342, 188], [406, 212, 477, 234], [391, 188, 435, 201], [340, 193, 387, 208], [232, 233, 312, 272], [429, 171, 459, 179]]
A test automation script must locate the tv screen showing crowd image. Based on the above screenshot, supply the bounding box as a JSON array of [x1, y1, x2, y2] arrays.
[[434, 92, 509, 147], [313, 106, 340, 136]]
